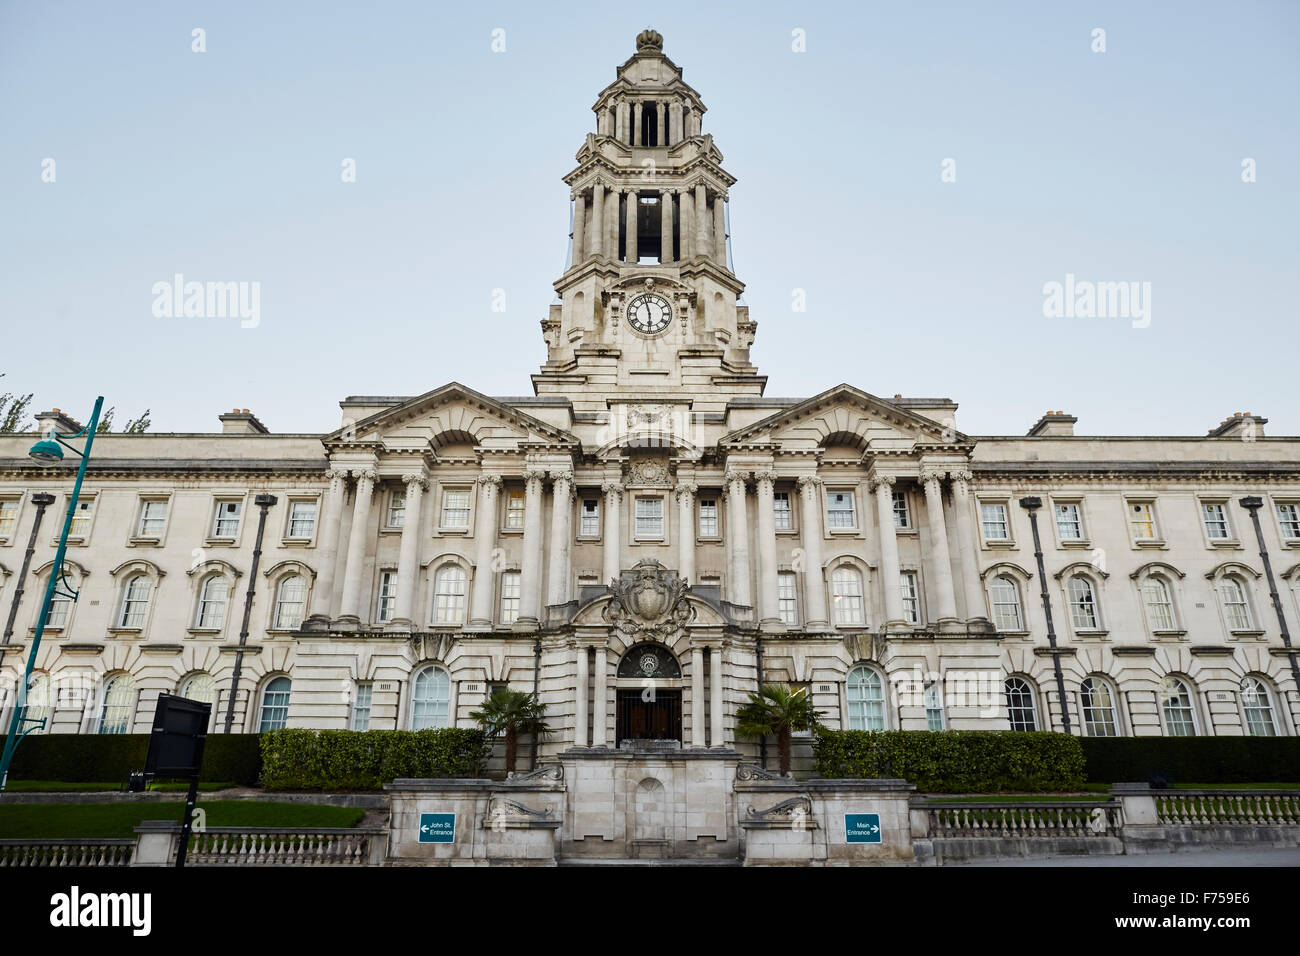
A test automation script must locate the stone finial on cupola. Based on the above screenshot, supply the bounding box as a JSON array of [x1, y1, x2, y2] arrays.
[[636, 28, 663, 52]]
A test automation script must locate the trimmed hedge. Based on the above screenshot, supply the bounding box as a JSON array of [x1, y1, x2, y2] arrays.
[[7, 733, 261, 786], [813, 728, 1086, 793], [1080, 737, 1300, 785], [258, 729, 491, 790]]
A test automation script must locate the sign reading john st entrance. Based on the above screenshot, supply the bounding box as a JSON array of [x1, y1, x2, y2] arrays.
[[844, 814, 882, 844], [418, 813, 456, 844]]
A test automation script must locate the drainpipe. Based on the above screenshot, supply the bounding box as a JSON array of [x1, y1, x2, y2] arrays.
[[755, 634, 767, 768], [0, 494, 56, 677], [224, 493, 277, 734], [1239, 497, 1300, 699], [1019, 497, 1072, 734], [531, 638, 541, 770]]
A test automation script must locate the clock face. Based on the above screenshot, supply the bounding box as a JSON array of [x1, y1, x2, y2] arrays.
[[626, 293, 673, 335]]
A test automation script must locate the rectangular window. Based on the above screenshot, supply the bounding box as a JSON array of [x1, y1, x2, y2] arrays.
[[500, 571, 521, 624], [503, 490, 526, 530], [69, 498, 94, 538], [0, 500, 17, 538], [1201, 502, 1230, 540], [441, 489, 471, 529], [212, 499, 243, 538], [1129, 501, 1158, 541], [376, 570, 398, 622], [351, 683, 373, 731], [892, 491, 910, 529], [980, 502, 1009, 541], [827, 491, 856, 529], [900, 571, 920, 625], [579, 498, 600, 537], [773, 492, 792, 531], [635, 497, 664, 539], [1277, 503, 1300, 541], [777, 571, 798, 625], [924, 683, 945, 731], [698, 499, 719, 537], [386, 490, 406, 529], [791, 681, 813, 736], [137, 499, 168, 538], [287, 500, 317, 539], [1055, 503, 1083, 541]]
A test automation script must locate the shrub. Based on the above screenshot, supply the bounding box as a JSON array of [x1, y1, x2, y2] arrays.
[[1079, 736, 1300, 785], [258, 728, 491, 790], [812, 728, 1086, 792], [7, 734, 261, 786]]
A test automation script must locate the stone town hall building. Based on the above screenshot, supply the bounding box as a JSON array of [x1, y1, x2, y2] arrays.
[[2, 31, 1298, 756]]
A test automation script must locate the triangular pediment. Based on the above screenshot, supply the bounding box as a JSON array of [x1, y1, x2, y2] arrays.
[[721, 384, 970, 454], [322, 382, 577, 454]]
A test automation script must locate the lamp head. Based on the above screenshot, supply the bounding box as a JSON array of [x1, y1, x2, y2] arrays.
[[28, 438, 64, 464]]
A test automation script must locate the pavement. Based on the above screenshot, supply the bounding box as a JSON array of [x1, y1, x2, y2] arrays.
[[950, 846, 1300, 866]]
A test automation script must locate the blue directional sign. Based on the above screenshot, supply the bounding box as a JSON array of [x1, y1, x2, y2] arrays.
[[418, 812, 456, 844], [844, 813, 882, 844]]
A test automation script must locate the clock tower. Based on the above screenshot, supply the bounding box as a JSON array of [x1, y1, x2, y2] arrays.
[[533, 29, 764, 416]]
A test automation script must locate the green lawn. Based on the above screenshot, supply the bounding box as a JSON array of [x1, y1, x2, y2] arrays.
[[0, 801, 364, 839], [4, 780, 234, 793]]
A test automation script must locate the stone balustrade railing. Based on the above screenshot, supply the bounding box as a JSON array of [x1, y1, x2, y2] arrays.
[[132, 823, 389, 867], [0, 839, 135, 867], [917, 801, 1122, 839], [1154, 791, 1300, 827]]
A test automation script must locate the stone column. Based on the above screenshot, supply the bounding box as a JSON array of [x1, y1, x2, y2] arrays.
[[725, 469, 751, 608], [694, 183, 710, 259], [607, 189, 620, 261], [517, 469, 546, 628], [591, 645, 608, 747], [574, 644, 589, 747], [713, 195, 726, 266], [796, 476, 829, 629], [921, 469, 959, 624], [684, 106, 694, 137], [691, 646, 706, 747], [390, 473, 427, 630], [307, 467, 348, 624], [871, 476, 907, 628], [710, 645, 725, 747], [618, 100, 629, 143], [468, 474, 502, 629], [659, 189, 674, 263], [571, 192, 586, 266], [590, 181, 604, 259], [546, 470, 574, 609], [680, 187, 695, 260], [625, 190, 638, 263], [602, 482, 622, 585], [754, 471, 780, 628], [949, 468, 990, 625], [676, 482, 697, 584], [337, 468, 376, 624], [632, 101, 642, 146], [656, 101, 666, 146]]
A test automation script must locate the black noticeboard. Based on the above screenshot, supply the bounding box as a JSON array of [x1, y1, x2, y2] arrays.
[[144, 693, 211, 778]]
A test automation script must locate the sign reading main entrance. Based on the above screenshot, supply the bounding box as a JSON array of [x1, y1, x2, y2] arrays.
[[418, 812, 456, 843], [844, 813, 882, 844]]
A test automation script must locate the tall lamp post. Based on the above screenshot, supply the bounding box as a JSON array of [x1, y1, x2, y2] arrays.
[[0, 397, 104, 790], [1018, 496, 1072, 734]]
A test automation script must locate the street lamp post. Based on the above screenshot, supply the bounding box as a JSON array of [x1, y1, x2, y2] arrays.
[[1238, 497, 1300, 697], [1019, 496, 1073, 735], [0, 397, 104, 790]]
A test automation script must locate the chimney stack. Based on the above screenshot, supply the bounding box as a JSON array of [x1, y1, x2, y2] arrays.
[[1208, 412, 1266, 438], [219, 408, 269, 435], [1027, 410, 1077, 437], [34, 408, 84, 435]]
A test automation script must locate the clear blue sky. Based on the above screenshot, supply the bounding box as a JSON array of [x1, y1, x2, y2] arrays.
[[2, 0, 1296, 436]]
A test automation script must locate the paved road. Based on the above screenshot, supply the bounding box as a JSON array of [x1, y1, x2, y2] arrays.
[[951, 846, 1300, 866]]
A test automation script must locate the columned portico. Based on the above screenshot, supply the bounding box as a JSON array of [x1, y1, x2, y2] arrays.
[[724, 470, 751, 609], [467, 474, 502, 630], [754, 471, 781, 630], [796, 476, 829, 628], [305, 467, 348, 625], [388, 472, 427, 630], [949, 468, 991, 627], [920, 468, 960, 624], [516, 469, 546, 628], [871, 474, 908, 629], [336, 466, 376, 626]]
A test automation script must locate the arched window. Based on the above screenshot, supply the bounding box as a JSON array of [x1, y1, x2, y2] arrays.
[[45, 586, 73, 629], [989, 575, 1024, 631], [1218, 577, 1253, 632], [23, 672, 52, 733], [830, 567, 865, 627], [273, 575, 306, 629], [258, 676, 291, 731], [1240, 677, 1278, 736], [432, 565, 468, 624], [196, 575, 230, 629], [181, 672, 216, 706], [845, 665, 885, 730], [98, 674, 136, 734], [1141, 576, 1176, 631], [411, 665, 451, 729], [1004, 677, 1039, 731], [1159, 676, 1197, 736], [1081, 676, 1119, 737], [1067, 576, 1099, 630], [118, 575, 152, 628]]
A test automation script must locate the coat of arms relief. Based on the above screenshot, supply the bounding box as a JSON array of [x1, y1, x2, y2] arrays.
[[602, 560, 694, 642]]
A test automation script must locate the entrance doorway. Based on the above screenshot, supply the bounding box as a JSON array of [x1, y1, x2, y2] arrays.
[[616, 689, 682, 743]]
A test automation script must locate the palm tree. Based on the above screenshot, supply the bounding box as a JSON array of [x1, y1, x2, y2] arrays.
[[470, 688, 552, 775], [734, 684, 822, 776]]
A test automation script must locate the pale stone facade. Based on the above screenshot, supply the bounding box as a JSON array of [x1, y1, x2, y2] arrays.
[[1, 31, 1298, 756]]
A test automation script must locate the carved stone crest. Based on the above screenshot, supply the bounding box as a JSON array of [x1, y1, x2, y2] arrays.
[[603, 559, 694, 642], [627, 456, 671, 486]]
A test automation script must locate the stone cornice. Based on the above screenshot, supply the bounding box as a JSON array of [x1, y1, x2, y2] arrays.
[[969, 461, 1300, 481]]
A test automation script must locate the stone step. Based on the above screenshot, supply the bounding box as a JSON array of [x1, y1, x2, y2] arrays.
[[558, 858, 742, 867]]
